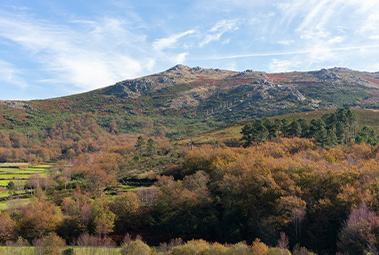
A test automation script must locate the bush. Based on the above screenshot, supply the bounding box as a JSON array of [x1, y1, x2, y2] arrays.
[[121, 240, 151, 255], [227, 242, 252, 255], [63, 247, 74, 255], [171, 240, 211, 255], [267, 247, 292, 255]]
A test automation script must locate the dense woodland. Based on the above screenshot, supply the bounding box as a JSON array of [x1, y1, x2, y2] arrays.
[[1, 108, 379, 254]]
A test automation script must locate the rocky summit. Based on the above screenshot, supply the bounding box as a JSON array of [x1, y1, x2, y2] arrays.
[[1, 65, 379, 136]]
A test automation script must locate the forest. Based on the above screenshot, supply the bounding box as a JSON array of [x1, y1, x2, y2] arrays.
[[0, 108, 379, 254]]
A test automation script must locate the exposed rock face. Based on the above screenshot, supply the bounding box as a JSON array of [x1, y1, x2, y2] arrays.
[[4, 101, 34, 110], [121, 78, 153, 93], [102, 84, 131, 98], [286, 88, 306, 101]]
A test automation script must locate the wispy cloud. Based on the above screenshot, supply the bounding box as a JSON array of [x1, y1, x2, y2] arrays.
[[153, 30, 195, 51], [0, 13, 151, 92], [199, 44, 379, 60], [200, 19, 239, 47], [269, 59, 300, 73], [0, 59, 28, 89]]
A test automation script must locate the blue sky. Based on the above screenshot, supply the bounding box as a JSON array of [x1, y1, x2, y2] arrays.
[[1, 0, 379, 100]]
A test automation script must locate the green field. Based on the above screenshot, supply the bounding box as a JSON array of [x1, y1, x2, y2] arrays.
[[179, 109, 379, 146], [0, 163, 52, 206], [0, 246, 122, 255], [0, 164, 51, 188]]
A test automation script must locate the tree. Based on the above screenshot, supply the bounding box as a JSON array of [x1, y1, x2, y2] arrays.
[[185, 125, 197, 150], [337, 203, 379, 255], [335, 121, 346, 144], [355, 126, 378, 146], [288, 120, 302, 138], [297, 118, 309, 138], [111, 192, 140, 234], [263, 118, 278, 141], [146, 138, 157, 157], [0, 212, 16, 243], [135, 136, 146, 156], [280, 119, 290, 137], [326, 129, 337, 147], [256, 123, 269, 143], [33, 232, 66, 255], [91, 198, 115, 237], [314, 127, 328, 147], [18, 198, 63, 241], [241, 123, 254, 148], [321, 113, 336, 131]]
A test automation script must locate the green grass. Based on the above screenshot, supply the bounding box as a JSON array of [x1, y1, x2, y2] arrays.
[[0, 246, 122, 254], [179, 109, 379, 145], [0, 164, 52, 204], [0, 163, 29, 167], [0, 198, 30, 210], [0, 190, 9, 198]]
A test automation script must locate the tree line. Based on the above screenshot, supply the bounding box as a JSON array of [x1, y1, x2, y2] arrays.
[[2, 139, 379, 254], [241, 107, 378, 148]]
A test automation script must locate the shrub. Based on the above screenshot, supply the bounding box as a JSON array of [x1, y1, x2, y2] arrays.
[[63, 247, 74, 255], [171, 239, 211, 255], [267, 247, 291, 255], [227, 242, 252, 255], [121, 240, 151, 255]]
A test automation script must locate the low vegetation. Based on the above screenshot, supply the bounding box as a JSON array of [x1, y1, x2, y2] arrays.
[[0, 107, 379, 254]]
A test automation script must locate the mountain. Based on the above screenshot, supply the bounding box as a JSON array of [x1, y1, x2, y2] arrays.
[[1, 65, 379, 137]]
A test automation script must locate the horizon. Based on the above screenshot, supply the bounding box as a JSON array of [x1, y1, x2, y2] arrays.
[[1, 1, 379, 100]]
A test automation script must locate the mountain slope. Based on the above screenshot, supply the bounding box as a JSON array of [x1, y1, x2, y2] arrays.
[[1, 65, 379, 137]]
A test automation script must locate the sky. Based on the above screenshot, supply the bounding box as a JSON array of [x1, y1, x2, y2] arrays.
[[1, 0, 379, 100]]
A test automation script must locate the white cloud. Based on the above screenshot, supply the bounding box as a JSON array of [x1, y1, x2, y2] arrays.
[[0, 14, 151, 92], [277, 40, 294, 45], [0, 60, 28, 89], [269, 58, 300, 73], [200, 19, 239, 47], [173, 52, 188, 64], [153, 30, 195, 51]]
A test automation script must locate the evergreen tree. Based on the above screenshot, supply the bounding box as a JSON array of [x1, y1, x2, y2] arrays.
[[288, 120, 302, 138], [274, 119, 282, 138], [135, 136, 146, 156], [241, 123, 254, 148], [327, 129, 338, 147], [281, 119, 290, 138], [314, 126, 328, 147], [335, 121, 346, 144], [356, 126, 378, 146], [147, 138, 157, 157], [346, 108, 357, 139], [322, 113, 337, 131], [298, 118, 309, 138], [256, 123, 269, 143], [263, 118, 277, 141]]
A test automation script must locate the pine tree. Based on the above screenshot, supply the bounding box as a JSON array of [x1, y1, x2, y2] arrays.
[[288, 120, 302, 138], [135, 136, 146, 156], [356, 126, 378, 146], [263, 118, 277, 141], [298, 118, 309, 138], [314, 126, 328, 147], [327, 129, 337, 147], [281, 119, 290, 138], [147, 138, 157, 157], [336, 121, 346, 144]]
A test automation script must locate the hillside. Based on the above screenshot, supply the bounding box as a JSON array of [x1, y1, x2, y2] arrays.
[[1, 65, 379, 138]]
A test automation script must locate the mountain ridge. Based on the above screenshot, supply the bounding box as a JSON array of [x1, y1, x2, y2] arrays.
[[1, 65, 379, 137]]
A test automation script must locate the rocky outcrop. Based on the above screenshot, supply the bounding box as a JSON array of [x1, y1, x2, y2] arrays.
[[4, 101, 34, 110], [102, 84, 131, 98], [285, 87, 306, 102]]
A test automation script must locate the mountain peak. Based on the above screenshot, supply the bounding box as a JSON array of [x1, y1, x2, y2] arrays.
[[167, 64, 190, 72]]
